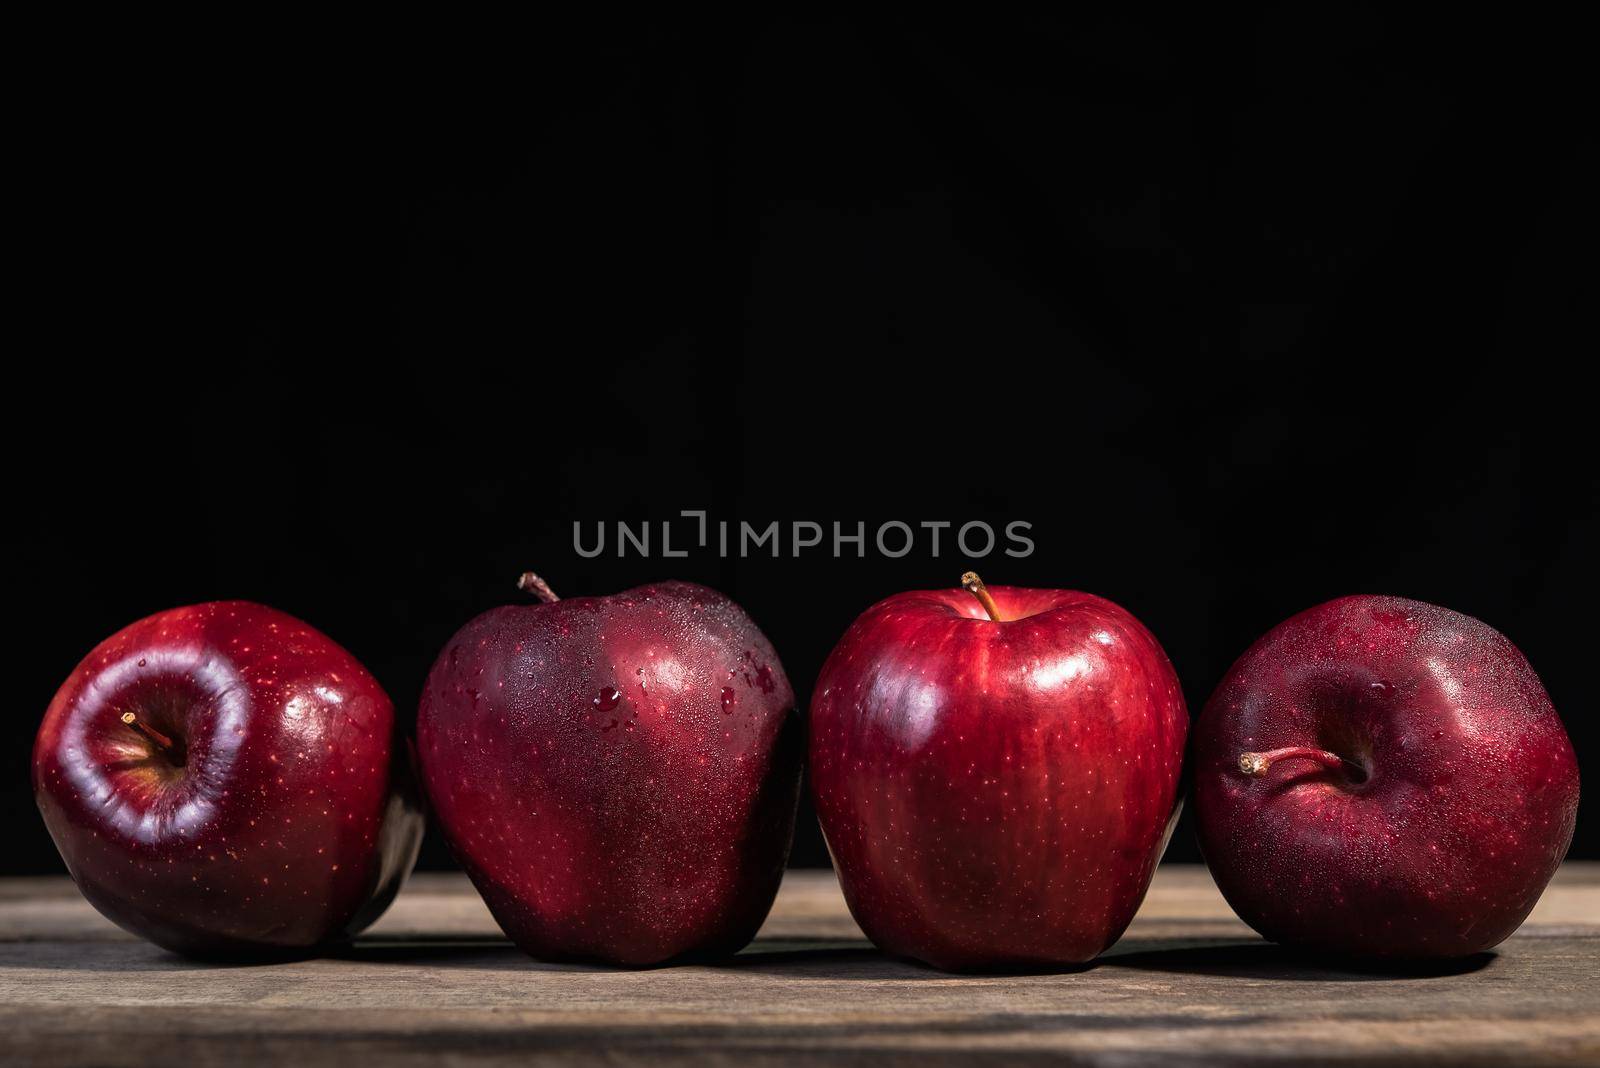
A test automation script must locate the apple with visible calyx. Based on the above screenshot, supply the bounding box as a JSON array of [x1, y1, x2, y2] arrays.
[[33, 601, 423, 958], [809, 572, 1188, 970], [1193, 595, 1580, 958], [416, 573, 802, 965]]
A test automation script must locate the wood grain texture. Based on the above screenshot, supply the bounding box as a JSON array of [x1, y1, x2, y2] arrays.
[[1, 864, 1596, 1066]]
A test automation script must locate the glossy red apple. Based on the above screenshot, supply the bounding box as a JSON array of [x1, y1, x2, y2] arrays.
[[33, 601, 423, 958], [416, 573, 802, 965], [1193, 595, 1580, 958], [809, 573, 1188, 970]]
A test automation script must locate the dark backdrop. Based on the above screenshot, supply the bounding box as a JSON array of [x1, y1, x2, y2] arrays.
[[10, 13, 1593, 874]]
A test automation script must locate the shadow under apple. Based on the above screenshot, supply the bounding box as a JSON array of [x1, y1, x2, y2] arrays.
[[1101, 937, 1497, 981]]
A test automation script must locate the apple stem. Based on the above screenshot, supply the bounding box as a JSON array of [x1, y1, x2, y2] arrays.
[[1238, 746, 1350, 777], [960, 571, 1004, 622], [120, 712, 176, 754], [516, 572, 560, 603]]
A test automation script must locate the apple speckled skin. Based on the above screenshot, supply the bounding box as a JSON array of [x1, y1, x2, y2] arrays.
[[33, 602, 423, 958], [1193, 595, 1580, 958], [417, 580, 802, 966], [809, 585, 1188, 971]]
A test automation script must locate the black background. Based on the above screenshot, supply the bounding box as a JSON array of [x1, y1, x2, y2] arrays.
[[10, 13, 1593, 874]]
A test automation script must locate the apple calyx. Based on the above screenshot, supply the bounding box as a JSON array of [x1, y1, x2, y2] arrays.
[[119, 712, 178, 756], [960, 572, 1005, 622], [516, 572, 560, 604], [1237, 746, 1351, 778]]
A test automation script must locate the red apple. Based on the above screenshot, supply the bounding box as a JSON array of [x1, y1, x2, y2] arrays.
[[33, 601, 423, 958], [809, 573, 1188, 970], [1193, 595, 1580, 958], [416, 573, 802, 965]]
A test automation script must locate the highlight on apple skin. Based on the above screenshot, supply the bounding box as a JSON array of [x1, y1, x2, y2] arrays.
[[416, 573, 803, 966], [33, 601, 424, 958], [1192, 594, 1580, 959], [809, 573, 1188, 971]]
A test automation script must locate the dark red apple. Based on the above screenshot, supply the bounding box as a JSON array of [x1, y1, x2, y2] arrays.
[[1193, 595, 1580, 958], [33, 601, 423, 957], [416, 573, 802, 965], [809, 573, 1188, 970]]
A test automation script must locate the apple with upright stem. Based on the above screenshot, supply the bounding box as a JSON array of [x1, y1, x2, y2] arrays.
[[1192, 595, 1580, 958], [34, 601, 423, 958], [809, 572, 1188, 970]]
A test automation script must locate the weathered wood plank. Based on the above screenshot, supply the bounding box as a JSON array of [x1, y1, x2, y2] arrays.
[[1, 865, 1596, 1065]]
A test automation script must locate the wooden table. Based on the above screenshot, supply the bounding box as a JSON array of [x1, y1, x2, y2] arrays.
[[2, 864, 1596, 1065]]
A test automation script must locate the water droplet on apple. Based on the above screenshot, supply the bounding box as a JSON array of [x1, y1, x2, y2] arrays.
[[721, 687, 737, 712], [756, 665, 776, 694], [593, 686, 621, 712]]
